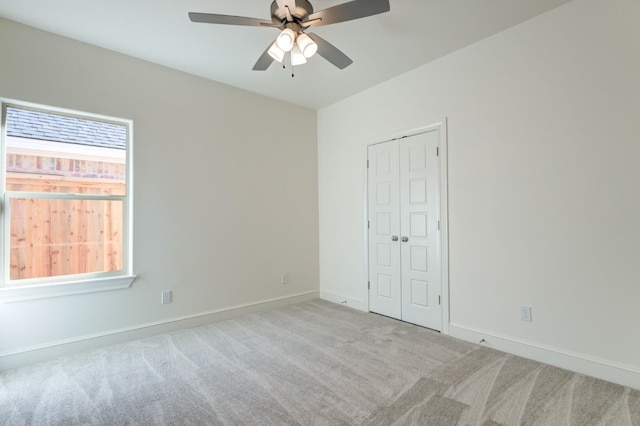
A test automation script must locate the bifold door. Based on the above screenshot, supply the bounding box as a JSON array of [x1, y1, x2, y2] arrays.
[[368, 130, 442, 330]]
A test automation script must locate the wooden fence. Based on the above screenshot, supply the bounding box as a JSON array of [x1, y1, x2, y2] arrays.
[[7, 174, 124, 280]]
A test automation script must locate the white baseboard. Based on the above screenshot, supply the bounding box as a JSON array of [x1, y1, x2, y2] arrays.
[[448, 323, 640, 391], [0, 291, 319, 372], [319, 291, 367, 312]]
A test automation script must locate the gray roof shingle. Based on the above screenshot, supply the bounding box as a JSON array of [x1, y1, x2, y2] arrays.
[[6, 107, 126, 150]]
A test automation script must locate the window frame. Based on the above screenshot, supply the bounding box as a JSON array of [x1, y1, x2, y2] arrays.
[[0, 99, 135, 303]]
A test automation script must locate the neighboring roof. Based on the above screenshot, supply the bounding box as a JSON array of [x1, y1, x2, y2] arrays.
[[6, 107, 126, 150]]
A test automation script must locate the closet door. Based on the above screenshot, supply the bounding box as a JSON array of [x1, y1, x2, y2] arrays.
[[367, 130, 442, 331], [368, 141, 402, 319], [399, 131, 441, 330]]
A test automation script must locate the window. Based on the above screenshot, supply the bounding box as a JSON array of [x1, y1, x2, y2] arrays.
[[0, 100, 134, 301]]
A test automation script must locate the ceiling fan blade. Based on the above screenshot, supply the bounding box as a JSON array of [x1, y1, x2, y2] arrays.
[[189, 12, 272, 27], [285, 6, 294, 22], [275, 0, 300, 21], [252, 42, 276, 71], [308, 0, 390, 27], [300, 18, 322, 28], [276, 0, 297, 13], [307, 33, 353, 69]]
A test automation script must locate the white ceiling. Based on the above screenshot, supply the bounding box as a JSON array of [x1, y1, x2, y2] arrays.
[[0, 0, 573, 109]]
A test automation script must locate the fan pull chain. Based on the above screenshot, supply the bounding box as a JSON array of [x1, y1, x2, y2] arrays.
[[290, 51, 294, 78], [279, 53, 295, 77]]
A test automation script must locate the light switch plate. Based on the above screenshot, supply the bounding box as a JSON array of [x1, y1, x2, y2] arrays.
[[520, 305, 532, 322]]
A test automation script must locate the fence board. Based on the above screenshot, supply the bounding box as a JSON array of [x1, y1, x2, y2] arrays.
[[7, 175, 124, 281]]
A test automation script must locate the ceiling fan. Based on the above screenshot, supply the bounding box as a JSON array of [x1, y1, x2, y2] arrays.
[[188, 0, 391, 71]]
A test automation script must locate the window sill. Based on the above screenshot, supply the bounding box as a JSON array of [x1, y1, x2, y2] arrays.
[[0, 275, 136, 303]]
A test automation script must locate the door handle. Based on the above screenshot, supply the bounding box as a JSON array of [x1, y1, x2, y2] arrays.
[[401, 236, 409, 242], [391, 235, 399, 242]]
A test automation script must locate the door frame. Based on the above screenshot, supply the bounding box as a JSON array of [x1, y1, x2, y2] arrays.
[[363, 119, 450, 334]]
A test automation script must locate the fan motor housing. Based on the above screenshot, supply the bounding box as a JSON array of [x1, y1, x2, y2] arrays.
[[270, 0, 314, 23]]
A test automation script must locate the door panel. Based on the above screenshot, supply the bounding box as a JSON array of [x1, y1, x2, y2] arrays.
[[400, 130, 441, 329], [410, 279, 429, 307], [368, 142, 401, 319]]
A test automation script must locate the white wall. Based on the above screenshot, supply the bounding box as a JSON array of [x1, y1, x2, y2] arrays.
[[0, 18, 318, 368], [318, 0, 640, 388]]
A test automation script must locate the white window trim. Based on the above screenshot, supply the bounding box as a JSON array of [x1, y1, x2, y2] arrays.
[[0, 275, 136, 303], [0, 99, 135, 303]]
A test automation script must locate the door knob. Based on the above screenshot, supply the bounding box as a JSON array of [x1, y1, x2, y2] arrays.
[[391, 235, 399, 242], [401, 236, 409, 242]]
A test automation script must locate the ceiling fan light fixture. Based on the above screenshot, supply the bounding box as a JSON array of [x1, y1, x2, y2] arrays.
[[276, 28, 296, 52], [296, 33, 318, 58], [188, 0, 392, 71], [267, 42, 285, 62], [291, 45, 307, 66]]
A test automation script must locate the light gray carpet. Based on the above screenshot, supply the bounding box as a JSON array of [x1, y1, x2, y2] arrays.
[[1, 299, 639, 425]]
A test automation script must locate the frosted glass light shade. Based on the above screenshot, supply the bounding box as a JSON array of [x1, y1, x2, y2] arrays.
[[296, 33, 318, 58], [276, 28, 296, 52], [268, 42, 285, 63], [291, 45, 307, 66]]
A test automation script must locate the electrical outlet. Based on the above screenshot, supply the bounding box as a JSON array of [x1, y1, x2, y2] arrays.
[[161, 290, 172, 304], [281, 273, 288, 285], [520, 305, 532, 322]]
